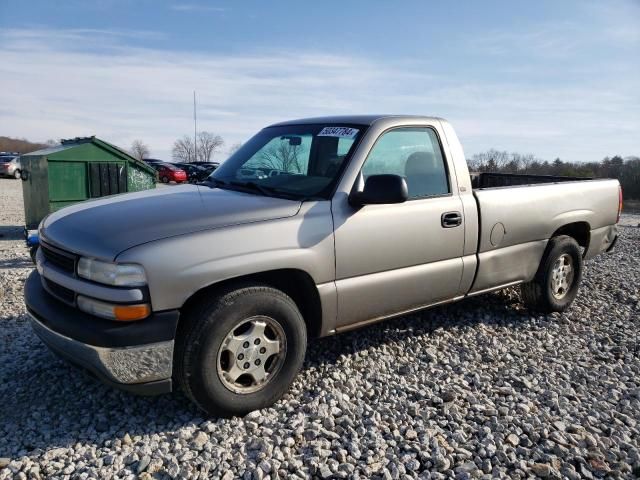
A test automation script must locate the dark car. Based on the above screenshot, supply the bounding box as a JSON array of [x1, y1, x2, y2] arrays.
[[198, 164, 218, 177], [189, 161, 220, 169], [150, 163, 187, 183], [172, 163, 210, 183]]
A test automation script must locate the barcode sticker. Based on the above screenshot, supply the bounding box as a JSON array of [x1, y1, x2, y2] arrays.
[[317, 127, 359, 138]]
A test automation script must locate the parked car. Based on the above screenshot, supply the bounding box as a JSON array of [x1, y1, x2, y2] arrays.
[[0, 153, 22, 179], [25, 115, 621, 417], [144, 158, 165, 165], [198, 163, 218, 177], [172, 163, 210, 183], [150, 163, 187, 183], [190, 161, 220, 169]]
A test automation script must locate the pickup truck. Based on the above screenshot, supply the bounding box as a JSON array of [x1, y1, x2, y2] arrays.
[[25, 115, 621, 416]]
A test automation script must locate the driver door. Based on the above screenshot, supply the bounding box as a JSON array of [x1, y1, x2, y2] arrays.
[[332, 127, 465, 328]]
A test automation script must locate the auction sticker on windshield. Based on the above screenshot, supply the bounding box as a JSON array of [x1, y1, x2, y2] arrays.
[[317, 127, 359, 138]]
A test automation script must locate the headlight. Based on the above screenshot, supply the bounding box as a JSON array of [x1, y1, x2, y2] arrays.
[[77, 257, 147, 286]]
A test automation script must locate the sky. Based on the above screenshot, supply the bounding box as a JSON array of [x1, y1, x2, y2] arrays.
[[0, 0, 638, 163]]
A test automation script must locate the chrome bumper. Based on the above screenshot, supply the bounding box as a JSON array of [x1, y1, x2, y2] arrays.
[[29, 313, 173, 389]]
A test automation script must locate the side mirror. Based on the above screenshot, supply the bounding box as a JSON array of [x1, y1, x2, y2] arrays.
[[349, 174, 408, 206]]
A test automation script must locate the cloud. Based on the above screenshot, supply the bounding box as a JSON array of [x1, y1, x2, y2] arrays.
[[0, 27, 638, 162]]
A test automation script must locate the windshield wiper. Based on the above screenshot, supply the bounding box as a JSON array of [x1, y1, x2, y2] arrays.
[[198, 177, 228, 188], [229, 181, 274, 196], [229, 181, 316, 201], [204, 179, 317, 201]]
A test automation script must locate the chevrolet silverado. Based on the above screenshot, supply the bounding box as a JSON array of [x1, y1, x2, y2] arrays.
[[25, 115, 621, 416]]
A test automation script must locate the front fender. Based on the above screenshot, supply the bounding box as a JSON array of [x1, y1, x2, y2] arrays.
[[116, 202, 335, 311]]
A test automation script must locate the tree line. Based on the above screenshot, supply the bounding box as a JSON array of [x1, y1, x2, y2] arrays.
[[467, 149, 640, 200], [4, 134, 637, 200], [129, 132, 242, 164]]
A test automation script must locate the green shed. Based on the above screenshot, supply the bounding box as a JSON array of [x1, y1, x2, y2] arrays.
[[21, 136, 156, 229]]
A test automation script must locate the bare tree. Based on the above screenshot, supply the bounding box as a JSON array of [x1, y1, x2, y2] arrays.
[[257, 140, 302, 173], [228, 142, 243, 156], [130, 139, 150, 161], [172, 136, 196, 162], [197, 131, 224, 162], [468, 149, 513, 172], [512, 153, 536, 173]]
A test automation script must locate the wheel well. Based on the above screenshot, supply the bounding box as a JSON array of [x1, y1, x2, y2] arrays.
[[180, 269, 323, 338], [551, 222, 590, 251]]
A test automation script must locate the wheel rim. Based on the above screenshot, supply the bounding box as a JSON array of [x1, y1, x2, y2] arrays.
[[550, 253, 574, 299], [216, 315, 287, 394], [14, 170, 21, 179]]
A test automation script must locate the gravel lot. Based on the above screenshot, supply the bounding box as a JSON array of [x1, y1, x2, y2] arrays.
[[1, 177, 639, 479]]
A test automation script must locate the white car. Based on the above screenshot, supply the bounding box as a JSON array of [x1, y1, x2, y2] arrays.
[[0, 153, 22, 179]]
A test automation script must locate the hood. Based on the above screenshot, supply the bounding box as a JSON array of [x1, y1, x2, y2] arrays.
[[41, 185, 301, 260]]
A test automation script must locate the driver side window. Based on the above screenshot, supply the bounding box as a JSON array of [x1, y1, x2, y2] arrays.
[[362, 127, 449, 199]]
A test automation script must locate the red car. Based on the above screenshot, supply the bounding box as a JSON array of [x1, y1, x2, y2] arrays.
[[152, 163, 188, 183]]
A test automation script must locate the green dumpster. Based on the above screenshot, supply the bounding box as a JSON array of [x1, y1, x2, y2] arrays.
[[21, 136, 156, 230]]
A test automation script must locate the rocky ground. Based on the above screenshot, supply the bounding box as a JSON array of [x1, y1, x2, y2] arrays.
[[0, 177, 638, 479]]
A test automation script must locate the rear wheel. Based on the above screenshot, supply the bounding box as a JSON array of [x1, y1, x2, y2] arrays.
[[521, 235, 583, 313], [161, 176, 169, 183], [175, 284, 307, 417]]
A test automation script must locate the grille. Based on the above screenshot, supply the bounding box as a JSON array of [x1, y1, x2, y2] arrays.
[[41, 243, 76, 273], [43, 278, 75, 304]]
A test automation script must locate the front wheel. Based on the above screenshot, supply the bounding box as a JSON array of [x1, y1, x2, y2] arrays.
[[175, 284, 307, 417], [161, 176, 169, 183], [520, 235, 583, 313], [14, 169, 21, 180]]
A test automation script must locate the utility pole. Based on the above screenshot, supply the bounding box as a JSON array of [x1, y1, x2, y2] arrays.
[[193, 90, 197, 162]]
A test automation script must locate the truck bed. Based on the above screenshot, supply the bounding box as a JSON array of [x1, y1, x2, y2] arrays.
[[468, 178, 620, 294], [470, 172, 592, 189]]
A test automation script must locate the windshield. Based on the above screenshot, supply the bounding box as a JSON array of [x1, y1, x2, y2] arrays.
[[210, 124, 365, 200]]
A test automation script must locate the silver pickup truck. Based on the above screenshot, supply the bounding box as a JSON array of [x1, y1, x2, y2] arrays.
[[25, 115, 621, 416]]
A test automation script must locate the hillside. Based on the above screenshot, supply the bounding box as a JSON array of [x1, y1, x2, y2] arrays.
[[0, 136, 52, 154]]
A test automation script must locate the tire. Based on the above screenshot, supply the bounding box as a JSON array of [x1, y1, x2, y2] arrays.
[[174, 284, 307, 417], [520, 235, 583, 313], [13, 170, 21, 180], [161, 176, 169, 183], [29, 245, 38, 264]]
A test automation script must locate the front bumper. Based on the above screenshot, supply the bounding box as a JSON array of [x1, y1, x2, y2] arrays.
[[25, 270, 178, 395]]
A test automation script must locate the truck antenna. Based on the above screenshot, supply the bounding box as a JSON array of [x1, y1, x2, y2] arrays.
[[193, 90, 197, 163]]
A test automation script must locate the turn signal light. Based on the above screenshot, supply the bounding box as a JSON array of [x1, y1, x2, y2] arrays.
[[77, 295, 151, 321], [114, 304, 151, 322]]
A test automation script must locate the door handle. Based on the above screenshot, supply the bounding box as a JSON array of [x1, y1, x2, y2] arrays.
[[441, 211, 462, 228]]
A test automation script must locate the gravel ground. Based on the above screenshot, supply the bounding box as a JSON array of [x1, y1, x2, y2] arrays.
[[1, 177, 639, 479]]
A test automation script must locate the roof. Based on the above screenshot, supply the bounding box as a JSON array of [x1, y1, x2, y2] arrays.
[[22, 136, 155, 175], [23, 144, 69, 156], [267, 114, 443, 127]]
